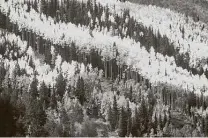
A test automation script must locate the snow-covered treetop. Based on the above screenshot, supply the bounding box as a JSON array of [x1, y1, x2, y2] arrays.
[[78, 0, 208, 69], [0, 29, 27, 55], [1, 0, 208, 95]]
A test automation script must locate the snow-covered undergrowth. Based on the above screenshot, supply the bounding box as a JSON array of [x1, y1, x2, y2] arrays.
[[77, 0, 208, 69], [1, 1, 208, 95]]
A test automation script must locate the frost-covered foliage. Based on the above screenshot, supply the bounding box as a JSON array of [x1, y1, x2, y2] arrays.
[[1, 0, 208, 95], [1, 0, 208, 137], [79, 0, 208, 68], [0, 29, 27, 59]]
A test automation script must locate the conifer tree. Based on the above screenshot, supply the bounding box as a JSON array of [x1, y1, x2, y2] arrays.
[[163, 112, 167, 127], [131, 107, 141, 137], [112, 95, 118, 130], [154, 113, 158, 134], [108, 106, 115, 131], [75, 77, 85, 105], [205, 115, 208, 136], [39, 81, 49, 109], [159, 114, 163, 130], [50, 89, 57, 110], [129, 86, 133, 101], [55, 73, 66, 100], [29, 75, 38, 99], [118, 107, 127, 137], [126, 101, 132, 136], [139, 98, 148, 134]]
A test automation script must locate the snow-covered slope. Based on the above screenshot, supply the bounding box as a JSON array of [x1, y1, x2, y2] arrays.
[[1, 0, 208, 95], [0, 29, 96, 90], [77, 0, 208, 69]]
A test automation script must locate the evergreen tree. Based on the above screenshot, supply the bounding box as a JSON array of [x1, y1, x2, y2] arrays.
[[202, 117, 205, 135], [29, 76, 38, 99], [205, 115, 208, 136], [75, 77, 85, 105], [0, 62, 6, 86], [33, 0, 38, 12], [118, 107, 127, 137], [112, 95, 118, 130], [159, 114, 163, 130], [131, 107, 141, 137], [139, 98, 148, 134], [188, 92, 197, 114], [154, 113, 158, 134], [39, 81, 49, 109], [126, 101, 132, 136], [55, 73, 66, 100], [127, 117, 132, 137], [50, 87, 57, 109], [163, 112, 167, 127], [40, 0, 47, 14], [129, 86, 133, 101], [29, 57, 35, 69], [108, 106, 114, 131]]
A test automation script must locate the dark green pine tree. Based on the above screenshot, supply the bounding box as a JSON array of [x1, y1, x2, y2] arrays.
[[40, 0, 47, 14], [75, 77, 85, 105], [39, 81, 49, 109], [0, 10, 6, 29], [13, 62, 21, 77], [33, 0, 38, 12], [159, 114, 163, 130], [127, 117, 132, 137], [118, 107, 127, 137], [154, 113, 157, 134], [70, 42, 77, 61], [112, 95, 118, 130], [29, 75, 38, 99], [188, 92, 197, 114], [205, 115, 208, 136], [163, 112, 167, 127], [108, 106, 114, 131], [139, 98, 148, 134], [29, 57, 35, 69], [201, 117, 205, 136], [50, 88, 57, 110], [55, 72, 66, 100], [0, 62, 6, 86], [126, 102, 132, 136], [131, 107, 141, 137], [129, 86, 133, 101]]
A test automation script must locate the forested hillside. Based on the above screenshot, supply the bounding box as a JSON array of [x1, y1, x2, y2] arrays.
[[0, 0, 208, 137]]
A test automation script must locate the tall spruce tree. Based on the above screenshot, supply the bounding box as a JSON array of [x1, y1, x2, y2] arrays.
[[118, 107, 127, 137], [29, 75, 38, 99], [112, 95, 118, 130], [39, 81, 49, 109], [75, 77, 85, 105], [55, 72, 66, 100]]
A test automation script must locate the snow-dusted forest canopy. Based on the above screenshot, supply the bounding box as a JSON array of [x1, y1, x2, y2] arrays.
[[0, 0, 208, 137]]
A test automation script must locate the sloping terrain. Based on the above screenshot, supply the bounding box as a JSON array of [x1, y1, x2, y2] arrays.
[[129, 0, 208, 24], [0, 0, 207, 137]]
